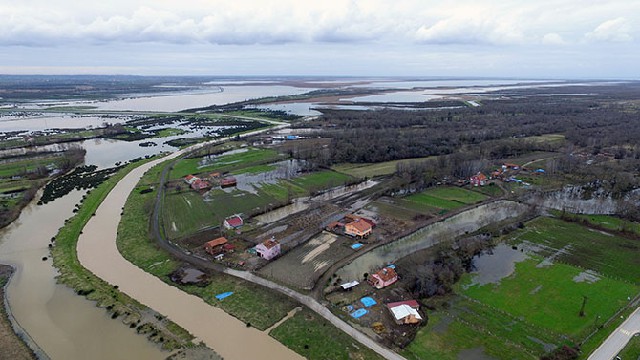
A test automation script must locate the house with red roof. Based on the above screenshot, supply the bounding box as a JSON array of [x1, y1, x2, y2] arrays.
[[368, 266, 398, 289], [204, 237, 228, 255], [470, 172, 488, 186], [191, 178, 211, 191], [345, 219, 373, 238], [184, 174, 198, 185], [255, 238, 281, 260], [223, 215, 243, 229], [220, 176, 237, 188]]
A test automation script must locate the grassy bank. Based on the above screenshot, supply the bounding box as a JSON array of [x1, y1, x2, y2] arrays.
[[50, 157, 194, 351]]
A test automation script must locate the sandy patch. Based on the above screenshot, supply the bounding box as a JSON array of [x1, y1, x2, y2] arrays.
[[301, 233, 337, 264]]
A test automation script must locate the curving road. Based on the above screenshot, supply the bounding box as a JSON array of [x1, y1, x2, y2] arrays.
[[588, 307, 640, 360]]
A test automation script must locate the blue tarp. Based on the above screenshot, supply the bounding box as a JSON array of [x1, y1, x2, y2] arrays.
[[215, 291, 233, 300], [351, 243, 363, 250], [360, 297, 377, 307], [386, 264, 396, 269], [351, 308, 368, 318]]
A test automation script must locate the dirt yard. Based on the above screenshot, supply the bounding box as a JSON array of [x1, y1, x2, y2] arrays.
[[258, 231, 355, 289]]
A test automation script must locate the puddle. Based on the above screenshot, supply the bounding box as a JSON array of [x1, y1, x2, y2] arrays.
[[457, 347, 496, 360], [573, 270, 601, 283], [467, 244, 528, 286]]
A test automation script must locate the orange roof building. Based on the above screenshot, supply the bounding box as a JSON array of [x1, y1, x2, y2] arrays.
[[345, 219, 372, 238], [204, 237, 228, 255]]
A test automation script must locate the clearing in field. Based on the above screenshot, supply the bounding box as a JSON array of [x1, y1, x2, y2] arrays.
[[378, 186, 488, 217], [332, 157, 434, 178]]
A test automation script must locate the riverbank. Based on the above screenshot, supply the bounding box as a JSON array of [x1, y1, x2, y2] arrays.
[[0, 265, 37, 360], [50, 156, 195, 351]]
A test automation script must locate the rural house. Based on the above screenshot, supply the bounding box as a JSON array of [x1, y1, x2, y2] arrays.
[[204, 237, 228, 255], [184, 174, 198, 184], [255, 238, 281, 260], [386, 300, 423, 325], [191, 178, 211, 191], [220, 176, 237, 188], [223, 215, 244, 229], [470, 172, 487, 186], [345, 219, 373, 238], [368, 266, 398, 289]]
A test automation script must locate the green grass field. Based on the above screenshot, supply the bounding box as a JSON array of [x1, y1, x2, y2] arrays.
[[270, 308, 384, 360], [402, 186, 488, 212], [403, 312, 538, 360], [286, 170, 352, 195], [461, 258, 639, 338], [505, 217, 640, 284], [557, 213, 640, 237], [332, 157, 434, 178]]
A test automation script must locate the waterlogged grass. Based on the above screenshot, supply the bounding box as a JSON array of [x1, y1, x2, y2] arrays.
[[286, 170, 353, 194], [403, 312, 536, 360], [169, 148, 282, 179], [461, 258, 639, 338], [506, 217, 640, 284], [119, 162, 297, 330], [163, 187, 288, 239], [154, 128, 189, 138], [50, 157, 193, 350], [270, 308, 384, 360]]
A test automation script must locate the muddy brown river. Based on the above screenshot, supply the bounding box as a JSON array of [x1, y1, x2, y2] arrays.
[[0, 190, 165, 359]]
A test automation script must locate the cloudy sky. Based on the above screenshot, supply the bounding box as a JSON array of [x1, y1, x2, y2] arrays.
[[1, 0, 638, 78]]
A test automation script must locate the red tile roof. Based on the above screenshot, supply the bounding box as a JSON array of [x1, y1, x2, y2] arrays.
[[225, 216, 243, 227], [375, 267, 397, 282], [205, 237, 228, 248], [261, 239, 279, 249], [347, 220, 372, 233], [386, 300, 419, 309]]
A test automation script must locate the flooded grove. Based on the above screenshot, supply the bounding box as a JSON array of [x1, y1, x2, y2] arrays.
[[335, 200, 532, 281]]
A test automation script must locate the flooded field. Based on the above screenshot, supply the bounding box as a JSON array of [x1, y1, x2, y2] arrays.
[[335, 200, 531, 281], [466, 243, 528, 287]]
